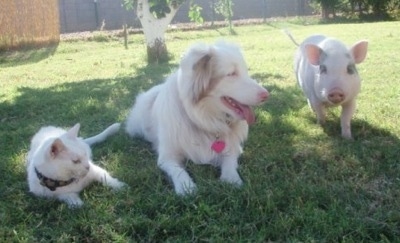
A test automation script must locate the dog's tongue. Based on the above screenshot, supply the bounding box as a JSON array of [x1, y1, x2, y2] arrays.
[[240, 104, 256, 125], [223, 97, 256, 125]]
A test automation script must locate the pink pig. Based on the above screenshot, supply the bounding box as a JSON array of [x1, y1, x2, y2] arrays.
[[285, 31, 368, 139]]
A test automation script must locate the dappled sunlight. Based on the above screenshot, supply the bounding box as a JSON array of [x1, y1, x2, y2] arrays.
[[1, 21, 400, 241], [244, 78, 400, 210], [0, 59, 178, 183]]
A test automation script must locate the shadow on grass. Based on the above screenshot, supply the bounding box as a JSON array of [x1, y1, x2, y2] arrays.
[[247, 79, 400, 186], [0, 44, 58, 68], [252, 72, 286, 82], [288, 111, 400, 240], [243, 83, 307, 160], [317, 13, 398, 25], [244, 81, 400, 240], [0, 62, 176, 192], [1, 64, 399, 241], [316, 112, 400, 175]]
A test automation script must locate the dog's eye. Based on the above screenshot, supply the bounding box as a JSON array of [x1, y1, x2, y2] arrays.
[[227, 71, 237, 77], [72, 159, 81, 164]]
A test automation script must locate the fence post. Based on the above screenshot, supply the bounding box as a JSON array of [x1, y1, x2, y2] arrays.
[[94, 0, 99, 29], [210, 0, 215, 26], [262, 0, 267, 22]]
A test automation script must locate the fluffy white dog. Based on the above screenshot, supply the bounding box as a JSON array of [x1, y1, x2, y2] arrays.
[[126, 42, 269, 195]]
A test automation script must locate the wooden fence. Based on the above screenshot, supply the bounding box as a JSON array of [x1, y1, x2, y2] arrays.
[[0, 0, 60, 50]]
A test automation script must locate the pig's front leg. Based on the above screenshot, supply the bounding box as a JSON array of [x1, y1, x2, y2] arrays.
[[309, 98, 327, 125], [340, 99, 356, 139]]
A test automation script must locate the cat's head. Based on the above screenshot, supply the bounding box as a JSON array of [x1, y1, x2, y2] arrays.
[[43, 123, 91, 180]]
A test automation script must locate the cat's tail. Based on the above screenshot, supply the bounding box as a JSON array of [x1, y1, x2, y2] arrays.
[[84, 123, 120, 146]]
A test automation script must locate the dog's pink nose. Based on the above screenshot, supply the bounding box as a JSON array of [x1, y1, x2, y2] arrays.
[[258, 90, 269, 102]]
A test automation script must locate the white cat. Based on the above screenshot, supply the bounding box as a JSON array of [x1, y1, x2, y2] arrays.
[[26, 123, 125, 208]]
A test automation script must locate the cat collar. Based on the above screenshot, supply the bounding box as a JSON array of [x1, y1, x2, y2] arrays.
[[35, 167, 75, 191]]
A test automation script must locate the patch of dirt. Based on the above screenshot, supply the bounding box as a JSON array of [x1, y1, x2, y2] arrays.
[[60, 18, 271, 41]]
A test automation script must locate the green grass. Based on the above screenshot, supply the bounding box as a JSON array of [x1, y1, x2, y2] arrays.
[[1, 20, 400, 241]]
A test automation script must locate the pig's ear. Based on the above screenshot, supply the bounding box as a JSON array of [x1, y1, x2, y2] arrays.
[[305, 44, 322, 65], [350, 40, 368, 64]]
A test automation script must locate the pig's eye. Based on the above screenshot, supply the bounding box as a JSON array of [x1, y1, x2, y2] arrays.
[[347, 64, 356, 75], [319, 65, 327, 74]]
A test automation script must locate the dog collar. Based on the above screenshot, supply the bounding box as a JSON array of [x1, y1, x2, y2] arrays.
[[224, 113, 233, 126], [34, 167, 75, 191], [210, 114, 232, 154], [211, 132, 226, 153]]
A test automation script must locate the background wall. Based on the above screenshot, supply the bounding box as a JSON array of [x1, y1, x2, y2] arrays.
[[58, 0, 312, 33]]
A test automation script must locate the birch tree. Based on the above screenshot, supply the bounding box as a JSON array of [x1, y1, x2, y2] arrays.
[[124, 0, 186, 63]]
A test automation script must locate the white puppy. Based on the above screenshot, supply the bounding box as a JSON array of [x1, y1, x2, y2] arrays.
[[126, 42, 269, 195]]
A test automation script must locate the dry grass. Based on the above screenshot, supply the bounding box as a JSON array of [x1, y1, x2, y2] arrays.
[[0, 0, 59, 50]]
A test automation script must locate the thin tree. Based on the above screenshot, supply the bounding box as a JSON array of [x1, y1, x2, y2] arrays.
[[124, 0, 185, 63], [215, 0, 235, 34], [311, 0, 340, 19]]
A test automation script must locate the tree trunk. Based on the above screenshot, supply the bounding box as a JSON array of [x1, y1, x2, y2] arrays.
[[321, 4, 329, 19], [146, 38, 168, 63], [321, 1, 335, 19], [136, 0, 180, 63], [226, 0, 233, 33], [357, 1, 363, 15], [350, 1, 355, 14]]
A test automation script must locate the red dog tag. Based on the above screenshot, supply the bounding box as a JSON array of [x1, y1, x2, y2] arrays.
[[211, 140, 225, 153]]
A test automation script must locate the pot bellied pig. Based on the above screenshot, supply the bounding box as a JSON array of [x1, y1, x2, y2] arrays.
[[285, 31, 368, 139]]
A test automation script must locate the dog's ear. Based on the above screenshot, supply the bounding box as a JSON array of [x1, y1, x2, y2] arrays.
[[191, 53, 213, 102], [178, 44, 214, 103]]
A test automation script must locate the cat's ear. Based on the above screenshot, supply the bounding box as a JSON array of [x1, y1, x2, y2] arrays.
[[66, 123, 80, 138], [50, 138, 65, 158]]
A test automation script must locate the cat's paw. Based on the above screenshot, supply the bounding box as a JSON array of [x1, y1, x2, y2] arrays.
[[67, 200, 84, 208], [58, 193, 84, 208]]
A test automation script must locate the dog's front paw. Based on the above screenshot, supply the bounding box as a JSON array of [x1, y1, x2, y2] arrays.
[[174, 178, 197, 196], [220, 171, 243, 187]]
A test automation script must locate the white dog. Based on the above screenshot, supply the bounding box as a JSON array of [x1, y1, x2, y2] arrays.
[[126, 42, 269, 195]]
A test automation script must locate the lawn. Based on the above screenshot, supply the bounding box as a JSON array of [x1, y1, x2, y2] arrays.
[[1, 20, 399, 241]]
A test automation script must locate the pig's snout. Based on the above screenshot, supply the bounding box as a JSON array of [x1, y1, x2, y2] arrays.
[[328, 88, 345, 104], [258, 89, 269, 103]]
